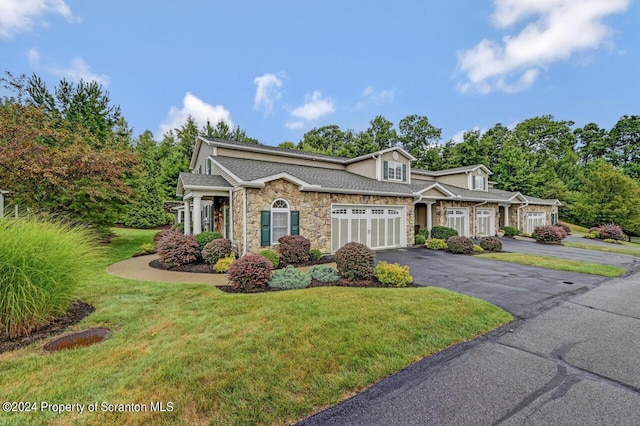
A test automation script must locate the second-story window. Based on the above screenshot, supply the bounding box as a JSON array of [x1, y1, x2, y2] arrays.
[[473, 175, 485, 190], [387, 161, 403, 181]]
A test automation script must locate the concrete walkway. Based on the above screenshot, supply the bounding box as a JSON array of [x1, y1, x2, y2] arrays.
[[107, 255, 228, 285], [299, 269, 640, 425]]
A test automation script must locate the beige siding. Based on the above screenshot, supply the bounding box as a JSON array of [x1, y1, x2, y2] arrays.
[[435, 174, 468, 189], [380, 150, 411, 183], [346, 158, 376, 179], [192, 145, 213, 173], [216, 147, 344, 170]]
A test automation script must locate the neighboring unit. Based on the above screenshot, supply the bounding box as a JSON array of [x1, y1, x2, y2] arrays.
[[176, 138, 560, 255]]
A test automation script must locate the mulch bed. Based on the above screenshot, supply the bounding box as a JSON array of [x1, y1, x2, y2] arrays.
[[0, 301, 95, 354], [217, 278, 420, 293], [149, 257, 335, 274]]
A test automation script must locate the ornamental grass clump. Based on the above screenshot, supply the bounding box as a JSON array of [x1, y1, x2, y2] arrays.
[[277, 235, 310, 265], [374, 261, 413, 287], [532, 225, 566, 244], [156, 231, 200, 267], [335, 242, 376, 281], [479, 236, 502, 252], [430, 226, 458, 240], [227, 254, 273, 291], [268, 265, 311, 289], [308, 265, 340, 282], [446, 236, 474, 254], [202, 238, 233, 265], [0, 216, 100, 338]]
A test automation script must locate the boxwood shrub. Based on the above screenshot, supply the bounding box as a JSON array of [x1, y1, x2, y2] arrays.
[[309, 248, 323, 261], [258, 249, 280, 268], [195, 231, 223, 248], [501, 226, 520, 238], [446, 236, 474, 254], [227, 254, 273, 291], [430, 226, 458, 240], [374, 261, 413, 287], [414, 234, 426, 245], [335, 242, 376, 281]]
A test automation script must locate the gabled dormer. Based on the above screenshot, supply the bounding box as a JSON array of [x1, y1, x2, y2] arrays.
[[345, 147, 415, 184]]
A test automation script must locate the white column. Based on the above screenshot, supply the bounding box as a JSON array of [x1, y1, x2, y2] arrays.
[[426, 202, 434, 234], [183, 200, 191, 235], [193, 195, 202, 235], [504, 205, 510, 227]]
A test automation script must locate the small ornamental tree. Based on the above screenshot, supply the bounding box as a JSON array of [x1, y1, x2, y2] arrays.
[[335, 242, 376, 281], [227, 254, 273, 291]]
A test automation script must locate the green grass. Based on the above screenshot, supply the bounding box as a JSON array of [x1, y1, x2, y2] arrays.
[[105, 227, 158, 265], [0, 229, 511, 425], [564, 242, 640, 256], [477, 253, 627, 277]]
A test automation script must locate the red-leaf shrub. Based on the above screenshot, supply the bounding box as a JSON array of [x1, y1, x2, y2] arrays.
[[156, 232, 200, 268], [202, 238, 233, 265], [277, 235, 310, 265], [335, 242, 376, 281], [555, 222, 571, 235], [479, 236, 502, 252], [154, 229, 175, 244], [589, 223, 625, 241], [446, 236, 474, 254], [532, 225, 566, 243], [227, 254, 273, 291]]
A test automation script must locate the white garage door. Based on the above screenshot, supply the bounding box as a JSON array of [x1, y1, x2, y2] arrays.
[[331, 205, 405, 253]]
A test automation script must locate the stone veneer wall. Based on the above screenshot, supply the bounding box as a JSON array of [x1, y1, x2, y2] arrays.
[[232, 189, 245, 254], [509, 204, 558, 234], [433, 201, 501, 237], [242, 179, 415, 254]]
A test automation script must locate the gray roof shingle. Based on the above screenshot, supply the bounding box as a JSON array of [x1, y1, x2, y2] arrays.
[[179, 173, 232, 188]]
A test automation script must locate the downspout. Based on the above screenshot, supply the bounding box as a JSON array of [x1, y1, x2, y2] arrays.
[[243, 188, 248, 256], [517, 201, 529, 233], [472, 200, 488, 238]]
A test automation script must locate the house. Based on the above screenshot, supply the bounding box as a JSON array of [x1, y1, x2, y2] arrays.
[[176, 137, 560, 255]]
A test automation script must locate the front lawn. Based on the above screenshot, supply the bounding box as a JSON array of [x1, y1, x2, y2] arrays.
[[477, 253, 627, 277], [563, 242, 640, 257], [0, 229, 511, 425]]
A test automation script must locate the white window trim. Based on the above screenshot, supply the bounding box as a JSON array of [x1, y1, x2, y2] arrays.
[[271, 199, 290, 245], [388, 161, 403, 181]]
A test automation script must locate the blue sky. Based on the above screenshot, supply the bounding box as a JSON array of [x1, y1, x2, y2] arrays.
[[1, 0, 638, 146]]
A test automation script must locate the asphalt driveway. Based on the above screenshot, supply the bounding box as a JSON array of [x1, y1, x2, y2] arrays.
[[375, 245, 607, 318], [297, 239, 640, 425]]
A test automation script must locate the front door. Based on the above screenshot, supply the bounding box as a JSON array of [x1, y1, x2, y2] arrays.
[[476, 209, 494, 237], [446, 208, 469, 237]]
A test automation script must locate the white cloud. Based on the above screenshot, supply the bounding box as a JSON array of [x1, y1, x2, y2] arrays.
[[457, 0, 630, 94], [0, 0, 77, 39], [290, 91, 334, 121], [160, 92, 233, 136], [362, 86, 395, 103], [285, 121, 305, 130], [253, 73, 283, 115], [26, 48, 110, 85]]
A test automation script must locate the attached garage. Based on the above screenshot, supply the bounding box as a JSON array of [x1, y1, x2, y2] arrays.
[[331, 205, 406, 253]]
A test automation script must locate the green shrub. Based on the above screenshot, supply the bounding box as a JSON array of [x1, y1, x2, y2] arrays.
[[308, 265, 340, 282], [418, 229, 430, 238], [157, 231, 200, 267], [268, 265, 311, 289], [202, 238, 232, 265], [603, 238, 622, 244], [227, 254, 273, 291], [0, 216, 100, 338], [214, 256, 235, 273], [258, 249, 280, 268], [309, 248, 323, 261], [426, 238, 448, 250], [195, 231, 223, 248], [335, 242, 376, 281], [139, 243, 156, 254], [502, 226, 520, 238], [472, 244, 484, 253], [584, 231, 600, 239], [278, 235, 311, 265], [414, 234, 426, 245], [522, 232, 532, 238], [374, 261, 413, 287], [479, 236, 502, 252], [430, 226, 458, 240], [171, 222, 184, 233], [446, 236, 474, 254]]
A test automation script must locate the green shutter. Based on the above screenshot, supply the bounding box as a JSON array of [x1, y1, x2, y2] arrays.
[[260, 210, 271, 246], [206, 158, 211, 174], [402, 164, 407, 181], [383, 161, 388, 179], [290, 211, 300, 235]]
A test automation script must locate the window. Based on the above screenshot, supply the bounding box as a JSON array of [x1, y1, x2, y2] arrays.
[[206, 158, 212, 175], [387, 161, 403, 181], [271, 199, 290, 244], [473, 175, 485, 190]]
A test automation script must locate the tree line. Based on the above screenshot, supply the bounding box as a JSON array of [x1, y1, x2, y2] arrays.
[[1, 72, 638, 236]]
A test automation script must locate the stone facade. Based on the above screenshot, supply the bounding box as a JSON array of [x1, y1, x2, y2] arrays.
[[231, 189, 245, 254], [510, 204, 558, 234], [433, 201, 501, 237], [240, 179, 415, 254]]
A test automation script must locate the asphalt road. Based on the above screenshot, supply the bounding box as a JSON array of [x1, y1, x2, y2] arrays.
[[297, 240, 640, 425]]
